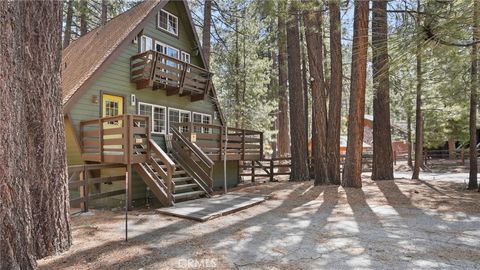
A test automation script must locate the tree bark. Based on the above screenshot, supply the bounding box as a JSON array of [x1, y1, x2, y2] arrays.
[[371, 0, 394, 180], [469, 0, 479, 190], [277, 1, 291, 158], [287, 1, 310, 181], [326, 0, 343, 185], [448, 137, 456, 160], [303, 0, 328, 185], [63, 0, 74, 48], [0, 1, 71, 268], [80, 0, 88, 36], [101, 0, 108, 25], [202, 0, 212, 69], [412, 1, 423, 180], [342, 0, 369, 188], [407, 111, 413, 167], [300, 15, 310, 158]]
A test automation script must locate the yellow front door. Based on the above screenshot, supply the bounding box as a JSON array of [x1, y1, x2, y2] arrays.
[[102, 93, 124, 129], [102, 94, 124, 153]]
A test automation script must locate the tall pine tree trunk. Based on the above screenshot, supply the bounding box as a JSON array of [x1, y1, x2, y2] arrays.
[[303, 0, 328, 185], [101, 0, 108, 25], [407, 111, 413, 167], [287, 1, 309, 181], [469, 0, 479, 190], [63, 0, 74, 48], [202, 0, 212, 69], [342, 0, 369, 187], [412, 1, 423, 180], [371, 0, 394, 180], [326, 0, 343, 185], [0, 1, 71, 268], [80, 0, 88, 36], [300, 16, 310, 157], [277, 1, 291, 158]]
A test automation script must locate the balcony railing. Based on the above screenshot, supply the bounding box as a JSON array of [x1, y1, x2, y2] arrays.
[[171, 122, 264, 161], [79, 115, 151, 164], [130, 50, 212, 102]]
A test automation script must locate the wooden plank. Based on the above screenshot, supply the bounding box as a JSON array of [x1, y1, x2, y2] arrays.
[[87, 189, 126, 201], [82, 130, 100, 137], [102, 127, 123, 135]]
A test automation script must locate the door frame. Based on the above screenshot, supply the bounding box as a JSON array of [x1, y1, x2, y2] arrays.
[[99, 91, 126, 118]]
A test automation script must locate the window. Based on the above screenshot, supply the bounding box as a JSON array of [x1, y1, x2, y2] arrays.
[[155, 41, 180, 71], [180, 51, 191, 64], [192, 112, 212, 133], [137, 102, 166, 134], [158, 9, 178, 36], [168, 108, 190, 133], [140, 35, 153, 53]]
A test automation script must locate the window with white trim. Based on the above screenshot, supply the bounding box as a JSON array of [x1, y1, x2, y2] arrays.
[[180, 51, 191, 64], [140, 35, 153, 53], [192, 112, 212, 133], [168, 108, 191, 133], [158, 9, 178, 36], [137, 102, 166, 134]]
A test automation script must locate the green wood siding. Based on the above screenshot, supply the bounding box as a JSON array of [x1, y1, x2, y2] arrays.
[[65, 1, 233, 207]]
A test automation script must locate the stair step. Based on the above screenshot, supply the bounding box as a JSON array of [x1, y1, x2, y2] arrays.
[[173, 190, 205, 200], [172, 176, 193, 183], [173, 170, 186, 175], [175, 183, 198, 191]]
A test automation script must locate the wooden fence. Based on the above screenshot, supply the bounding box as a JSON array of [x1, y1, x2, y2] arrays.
[[68, 163, 127, 213], [239, 154, 374, 182]]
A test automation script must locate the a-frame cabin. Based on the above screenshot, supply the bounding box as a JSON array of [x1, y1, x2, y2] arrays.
[[63, 0, 263, 209]]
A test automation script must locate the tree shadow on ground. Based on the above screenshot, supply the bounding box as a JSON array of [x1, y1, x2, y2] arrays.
[[39, 182, 315, 269]]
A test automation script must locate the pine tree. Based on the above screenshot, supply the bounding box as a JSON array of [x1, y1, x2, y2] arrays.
[[342, 0, 369, 188]]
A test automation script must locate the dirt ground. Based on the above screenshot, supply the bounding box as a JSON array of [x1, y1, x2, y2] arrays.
[[38, 176, 480, 270]]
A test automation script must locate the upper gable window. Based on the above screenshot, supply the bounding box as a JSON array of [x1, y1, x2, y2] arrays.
[[158, 9, 178, 36], [140, 35, 153, 53]]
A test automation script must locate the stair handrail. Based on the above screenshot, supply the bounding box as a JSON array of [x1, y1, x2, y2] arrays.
[[148, 139, 176, 195], [171, 127, 214, 168], [170, 126, 214, 192]]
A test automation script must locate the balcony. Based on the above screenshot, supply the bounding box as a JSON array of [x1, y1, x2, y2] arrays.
[[130, 50, 213, 102]]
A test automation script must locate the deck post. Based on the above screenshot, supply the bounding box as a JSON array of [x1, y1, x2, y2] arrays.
[[260, 132, 264, 159], [251, 160, 255, 183], [79, 169, 87, 212], [241, 130, 245, 160], [127, 115, 133, 210], [269, 159, 274, 182], [99, 119, 103, 163]]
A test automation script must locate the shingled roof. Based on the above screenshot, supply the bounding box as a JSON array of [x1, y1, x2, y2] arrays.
[[62, 0, 165, 108]]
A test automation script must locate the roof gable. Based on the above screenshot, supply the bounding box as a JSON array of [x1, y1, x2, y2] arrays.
[[61, 0, 224, 123], [62, 0, 165, 108]]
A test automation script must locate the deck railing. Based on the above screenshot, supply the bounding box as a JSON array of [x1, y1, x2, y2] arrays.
[[171, 126, 214, 194], [79, 115, 150, 164], [130, 50, 212, 100], [172, 122, 264, 161]]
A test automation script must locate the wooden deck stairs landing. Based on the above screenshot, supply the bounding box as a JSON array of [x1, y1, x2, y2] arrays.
[[132, 133, 211, 206]]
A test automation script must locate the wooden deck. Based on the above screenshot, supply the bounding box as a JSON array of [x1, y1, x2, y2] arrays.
[[156, 193, 267, 221]]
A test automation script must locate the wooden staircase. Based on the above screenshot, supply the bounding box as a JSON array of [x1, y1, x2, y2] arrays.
[[132, 131, 213, 206]]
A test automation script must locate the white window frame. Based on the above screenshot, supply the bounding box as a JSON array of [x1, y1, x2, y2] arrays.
[[139, 35, 153, 53], [168, 107, 191, 133], [192, 112, 212, 134], [180, 51, 191, 64], [137, 102, 167, 134], [158, 9, 178, 36], [155, 41, 180, 58]]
